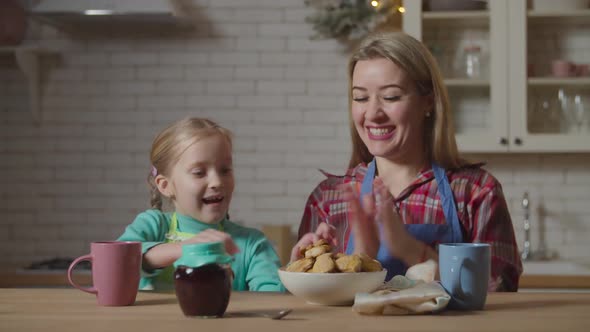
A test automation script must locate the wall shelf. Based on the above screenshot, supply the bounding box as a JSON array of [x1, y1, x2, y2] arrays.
[[445, 78, 490, 87], [528, 9, 590, 18], [422, 10, 489, 20], [528, 77, 590, 86], [0, 45, 55, 124]]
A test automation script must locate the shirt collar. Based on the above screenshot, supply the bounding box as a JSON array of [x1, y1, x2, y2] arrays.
[[174, 212, 226, 233]]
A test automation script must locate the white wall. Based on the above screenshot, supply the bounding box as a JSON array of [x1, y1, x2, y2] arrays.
[[1, 0, 589, 266]]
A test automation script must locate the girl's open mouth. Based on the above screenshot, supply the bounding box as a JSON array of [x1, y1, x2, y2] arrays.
[[202, 195, 224, 204]]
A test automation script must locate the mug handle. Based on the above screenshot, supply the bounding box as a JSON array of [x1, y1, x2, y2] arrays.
[[450, 258, 466, 301], [67, 254, 97, 294]]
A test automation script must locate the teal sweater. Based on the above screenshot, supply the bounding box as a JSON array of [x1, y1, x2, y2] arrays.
[[117, 209, 284, 292]]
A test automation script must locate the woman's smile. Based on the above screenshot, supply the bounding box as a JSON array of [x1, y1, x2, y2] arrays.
[[367, 126, 396, 140]]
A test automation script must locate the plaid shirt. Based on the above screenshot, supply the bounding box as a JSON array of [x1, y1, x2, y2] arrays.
[[297, 163, 523, 292]]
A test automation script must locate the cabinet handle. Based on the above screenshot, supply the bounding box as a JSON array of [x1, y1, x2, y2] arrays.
[[514, 138, 523, 145], [499, 137, 508, 145]]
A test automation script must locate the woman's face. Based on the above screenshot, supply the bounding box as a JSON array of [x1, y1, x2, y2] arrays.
[[351, 58, 431, 162]]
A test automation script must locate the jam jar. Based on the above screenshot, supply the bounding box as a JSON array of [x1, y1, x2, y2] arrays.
[[173, 242, 234, 318]]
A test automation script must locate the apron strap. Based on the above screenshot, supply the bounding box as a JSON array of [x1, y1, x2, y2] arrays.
[[431, 163, 463, 243], [360, 159, 376, 199]]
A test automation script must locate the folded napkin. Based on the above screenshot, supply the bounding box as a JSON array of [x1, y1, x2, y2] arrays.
[[352, 260, 451, 315]]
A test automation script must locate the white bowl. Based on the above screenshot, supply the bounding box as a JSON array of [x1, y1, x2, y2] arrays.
[[278, 269, 387, 306]]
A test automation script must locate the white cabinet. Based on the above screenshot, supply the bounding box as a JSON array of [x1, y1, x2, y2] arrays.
[[403, 0, 590, 153]]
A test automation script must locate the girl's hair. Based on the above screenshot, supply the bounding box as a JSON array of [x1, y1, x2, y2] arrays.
[[148, 117, 233, 210], [347, 31, 463, 170]]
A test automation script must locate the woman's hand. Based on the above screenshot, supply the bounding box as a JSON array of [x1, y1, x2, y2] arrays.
[[290, 222, 336, 262], [182, 229, 240, 255], [344, 177, 410, 259], [342, 184, 380, 258]]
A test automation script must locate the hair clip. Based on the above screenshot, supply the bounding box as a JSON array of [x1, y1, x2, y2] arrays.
[[151, 165, 158, 177]]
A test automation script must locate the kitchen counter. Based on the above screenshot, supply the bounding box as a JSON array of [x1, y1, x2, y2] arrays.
[[2, 269, 590, 289], [520, 274, 590, 289], [1, 289, 590, 332], [0, 269, 92, 288]]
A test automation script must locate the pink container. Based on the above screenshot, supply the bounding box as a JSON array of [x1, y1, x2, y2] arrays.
[[551, 60, 576, 77], [576, 64, 589, 77], [68, 241, 142, 306]]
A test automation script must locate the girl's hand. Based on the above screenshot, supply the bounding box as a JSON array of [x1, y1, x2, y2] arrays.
[[182, 229, 240, 255], [290, 222, 336, 262]]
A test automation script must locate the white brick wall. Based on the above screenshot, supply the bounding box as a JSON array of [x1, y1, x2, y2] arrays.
[[1, 1, 589, 267]]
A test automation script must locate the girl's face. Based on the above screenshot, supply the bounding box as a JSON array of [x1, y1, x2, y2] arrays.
[[351, 58, 431, 161], [163, 134, 234, 224]]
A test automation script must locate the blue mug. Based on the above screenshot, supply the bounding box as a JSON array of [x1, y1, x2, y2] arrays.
[[439, 243, 491, 310]]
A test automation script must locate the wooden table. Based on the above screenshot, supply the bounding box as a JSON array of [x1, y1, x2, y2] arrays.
[[1, 289, 589, 332]]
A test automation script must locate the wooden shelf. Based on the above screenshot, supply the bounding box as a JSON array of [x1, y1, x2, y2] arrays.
[[528, 9, 590, 18], [423, 10, 489, 19], [528, 77, 590, 86], [0, 45, 55, 124], [444, 78, 490, 87]]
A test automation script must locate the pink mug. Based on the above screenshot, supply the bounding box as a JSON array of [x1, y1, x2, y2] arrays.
[[68, 241, 142, 306], [551, 60, 575, 77]]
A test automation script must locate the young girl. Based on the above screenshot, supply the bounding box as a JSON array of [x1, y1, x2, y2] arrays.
[[118, 117, 284, 292]]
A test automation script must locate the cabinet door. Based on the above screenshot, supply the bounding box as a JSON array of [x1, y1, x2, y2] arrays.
[[403, 0, 510, 152], [507, 0, 590, 152]]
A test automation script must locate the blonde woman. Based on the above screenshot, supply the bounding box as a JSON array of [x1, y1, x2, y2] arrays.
[[293, 31, 522, 291]]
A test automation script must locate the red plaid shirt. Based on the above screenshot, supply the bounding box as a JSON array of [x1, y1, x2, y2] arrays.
[[297, 163, 523, 292]]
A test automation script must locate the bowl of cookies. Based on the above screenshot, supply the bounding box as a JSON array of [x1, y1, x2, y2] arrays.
[[278, 240, 387, 306]]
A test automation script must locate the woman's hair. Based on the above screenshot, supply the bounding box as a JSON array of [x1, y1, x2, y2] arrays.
[[347, 31, 462, 170], [148, 117, 233, 210]]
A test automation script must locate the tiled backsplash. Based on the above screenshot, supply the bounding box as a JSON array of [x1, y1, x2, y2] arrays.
[[1, 1, 589, 266]]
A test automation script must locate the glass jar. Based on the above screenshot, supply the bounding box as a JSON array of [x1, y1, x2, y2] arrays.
[[462, 45, 482, 78], [173, 242, 234, 318]]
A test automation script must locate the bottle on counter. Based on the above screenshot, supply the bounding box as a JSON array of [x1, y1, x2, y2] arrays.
[[173, 242, 234, 318]]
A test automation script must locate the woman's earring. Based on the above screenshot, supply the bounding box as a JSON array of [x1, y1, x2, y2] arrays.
[[425, 112, 431, 118]]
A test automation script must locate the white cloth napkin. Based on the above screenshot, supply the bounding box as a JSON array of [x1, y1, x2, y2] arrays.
[[352, 260, 451, 315]]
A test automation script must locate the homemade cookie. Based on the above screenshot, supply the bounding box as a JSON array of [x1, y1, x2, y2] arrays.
[[286, 257, 314, 272], [310, 253, 336, 273]]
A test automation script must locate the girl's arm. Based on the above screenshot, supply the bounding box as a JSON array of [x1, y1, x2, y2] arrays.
[[117, 210, 169, 273], [245, 231, 285, 292]]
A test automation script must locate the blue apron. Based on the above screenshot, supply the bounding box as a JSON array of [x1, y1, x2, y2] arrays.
[[345, 159, 464, 281]]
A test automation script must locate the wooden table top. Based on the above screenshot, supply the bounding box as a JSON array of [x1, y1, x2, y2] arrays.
[[3, 270, 590, 289], [1, 289, 590, 332]]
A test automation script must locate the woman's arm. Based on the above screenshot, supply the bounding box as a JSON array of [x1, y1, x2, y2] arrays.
[[468, 182, 522, 291]]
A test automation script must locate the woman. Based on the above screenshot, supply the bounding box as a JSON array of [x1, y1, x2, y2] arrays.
[[293, 31, 522, 291]]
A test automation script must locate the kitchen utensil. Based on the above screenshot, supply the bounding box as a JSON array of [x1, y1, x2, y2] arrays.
[[227, 308, 293, 320]]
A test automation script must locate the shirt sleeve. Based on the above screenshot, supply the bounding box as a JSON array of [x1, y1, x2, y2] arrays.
[[244, 230, 285, 292], [467, 180, 523, 292], [297, 186, 322, 240], [117, 209, 169, 277]]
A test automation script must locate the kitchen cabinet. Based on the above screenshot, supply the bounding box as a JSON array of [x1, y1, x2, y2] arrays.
[[403, 0, 590, 152]]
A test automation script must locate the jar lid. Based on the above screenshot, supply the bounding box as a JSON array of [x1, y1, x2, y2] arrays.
[[173, 242, 233, 269]]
